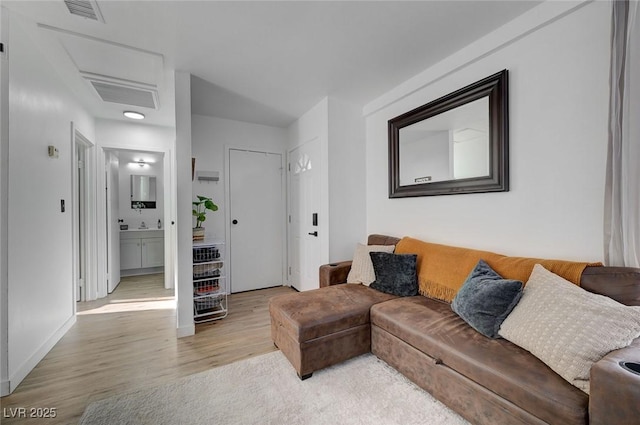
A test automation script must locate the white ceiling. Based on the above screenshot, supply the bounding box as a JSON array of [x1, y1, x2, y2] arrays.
[[4, 1, 541, 128]]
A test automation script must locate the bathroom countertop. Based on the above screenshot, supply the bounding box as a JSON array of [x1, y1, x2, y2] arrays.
[[119, 228, 164, 240], [120, 228, 163, 232]]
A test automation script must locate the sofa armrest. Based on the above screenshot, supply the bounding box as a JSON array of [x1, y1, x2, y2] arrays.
[[589, 338, 640, 425], [319, 261, 352, 287]]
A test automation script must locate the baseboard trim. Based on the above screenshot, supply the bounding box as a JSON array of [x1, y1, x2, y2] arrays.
[[1, 379, 9, 396], [177, 324, 195, 338], [8, 314, 77, 394], [120, 267, 164, 277]]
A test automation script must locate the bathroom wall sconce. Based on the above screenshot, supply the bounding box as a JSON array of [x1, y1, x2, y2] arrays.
[[129, 159, 148, 168], [123, 111, 145, 120]]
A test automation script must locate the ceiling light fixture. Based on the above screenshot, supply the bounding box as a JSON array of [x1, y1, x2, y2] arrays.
[[136, 160, 147, 167], [123, 111, 145, 120]]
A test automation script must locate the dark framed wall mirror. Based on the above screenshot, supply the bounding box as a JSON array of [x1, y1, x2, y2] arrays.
[[388, 70, 509, 198]]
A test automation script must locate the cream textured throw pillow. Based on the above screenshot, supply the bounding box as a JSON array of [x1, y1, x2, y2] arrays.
[[499, 264, 640, 394], [346, 243, 395, 286]]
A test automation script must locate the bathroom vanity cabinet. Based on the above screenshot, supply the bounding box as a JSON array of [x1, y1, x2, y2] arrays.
[[120, 229, 164, 275]]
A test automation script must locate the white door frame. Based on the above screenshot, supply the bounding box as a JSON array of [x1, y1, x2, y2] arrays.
[[71, 124, 95, 304], [224, 145, 288, 292], [96, 144, 175, 299]]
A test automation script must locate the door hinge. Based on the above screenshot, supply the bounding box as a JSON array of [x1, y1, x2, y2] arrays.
[[0, 43, 4, 53], [288, 163, 291, 172], [288, 215, 291, 223], [288, 266, 291, 275]]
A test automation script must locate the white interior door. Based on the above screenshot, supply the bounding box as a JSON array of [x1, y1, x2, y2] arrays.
[[288, 138, 321, 291], [229, 149, 284, 293], [106, 152, 120, 293]]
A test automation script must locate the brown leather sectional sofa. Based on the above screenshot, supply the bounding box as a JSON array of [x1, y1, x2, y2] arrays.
[[269, 235, 640, 425]]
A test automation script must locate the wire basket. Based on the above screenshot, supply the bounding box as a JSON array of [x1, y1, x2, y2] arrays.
[[194, 295, 223, 312], [193, 246, 221, 263], [193, 278, 220, 296], [193, 263, 222, 279]]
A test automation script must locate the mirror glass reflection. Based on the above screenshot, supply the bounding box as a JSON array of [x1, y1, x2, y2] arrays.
[[131, 175, 157, 209], [399, 97, 489, 186]]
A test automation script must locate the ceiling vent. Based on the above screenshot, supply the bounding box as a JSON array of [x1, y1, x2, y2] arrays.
[[64, 0, 105, 23], [82, 73, 159, 109]]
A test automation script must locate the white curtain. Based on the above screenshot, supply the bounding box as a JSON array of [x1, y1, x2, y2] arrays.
[[604, 0, 640, 267]]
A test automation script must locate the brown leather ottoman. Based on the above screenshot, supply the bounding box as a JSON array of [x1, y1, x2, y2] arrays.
[[269, 284, 396, 379]]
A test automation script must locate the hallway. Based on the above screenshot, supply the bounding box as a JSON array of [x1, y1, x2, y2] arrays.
[[1, 274, 292, 424]]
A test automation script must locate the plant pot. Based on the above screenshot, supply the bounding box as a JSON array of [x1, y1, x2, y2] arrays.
[[193, 227, 205, 241]]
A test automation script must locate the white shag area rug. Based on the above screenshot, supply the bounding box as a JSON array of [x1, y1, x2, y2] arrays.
[[79, 351, 470, 425]]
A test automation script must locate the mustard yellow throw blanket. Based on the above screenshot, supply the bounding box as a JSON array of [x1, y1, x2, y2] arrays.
[[395, 237, 602, 303]]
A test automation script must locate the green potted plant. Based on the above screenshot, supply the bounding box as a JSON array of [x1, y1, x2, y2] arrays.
[[192, 195, 218, 240]]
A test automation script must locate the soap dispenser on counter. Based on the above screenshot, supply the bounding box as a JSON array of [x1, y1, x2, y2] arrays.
[[158, 219, 162, 229]]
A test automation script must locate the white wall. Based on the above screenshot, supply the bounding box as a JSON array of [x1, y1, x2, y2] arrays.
[[0, 5, 10, 397], [287, 97, 368, 267], [364, 1, 610, 261], [191, 115, 287, 241], [95, 119, 175, 151], [4, 11, 95, 393], [288, 98, 330, 267], [175, 71, 195, 337], [327, 97, 366, 261]]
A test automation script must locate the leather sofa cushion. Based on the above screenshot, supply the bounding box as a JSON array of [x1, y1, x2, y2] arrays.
[[270, 284, 396, 342], [581, 266, 640, 306], [371, 296, 588, 425], [368, 234, 401, 246]]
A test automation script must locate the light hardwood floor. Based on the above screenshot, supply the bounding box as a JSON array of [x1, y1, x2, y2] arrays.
[[0, 274, 294, 424]]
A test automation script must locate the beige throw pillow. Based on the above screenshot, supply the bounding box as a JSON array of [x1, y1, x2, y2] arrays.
[[346, 243, 395, 286], [499, 264, 640, 394]]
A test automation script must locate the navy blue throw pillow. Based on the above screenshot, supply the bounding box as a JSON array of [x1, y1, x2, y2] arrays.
[[451, 259, 523, 339], [369, 252, 418, 297]]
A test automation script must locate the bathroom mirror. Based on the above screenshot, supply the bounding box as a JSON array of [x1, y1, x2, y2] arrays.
[[131, 175, 157, 209], [389, 70, 509, 198]]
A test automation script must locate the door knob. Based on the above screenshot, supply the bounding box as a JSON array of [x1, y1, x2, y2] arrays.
[[308, 231, 318, 237], [232, 219, 238, 225]]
